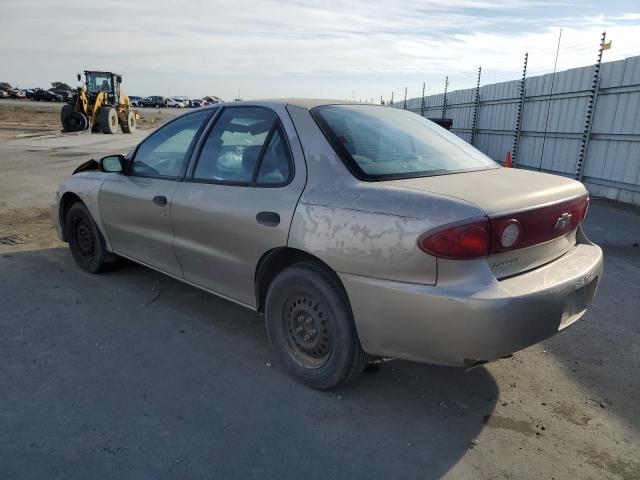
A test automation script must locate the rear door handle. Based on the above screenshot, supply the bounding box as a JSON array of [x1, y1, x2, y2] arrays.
[[153, 195, 168, 207], [256, 211, 280, 227]]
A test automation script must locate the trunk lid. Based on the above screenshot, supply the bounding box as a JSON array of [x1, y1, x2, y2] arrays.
[[384, 168, 589, 278]]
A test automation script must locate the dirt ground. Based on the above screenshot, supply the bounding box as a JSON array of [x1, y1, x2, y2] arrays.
[[0, 99, 177, 141], [0, 102, 639, 480], [0, 207, 62, 253]]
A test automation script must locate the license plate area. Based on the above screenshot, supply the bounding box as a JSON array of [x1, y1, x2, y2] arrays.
[[560, 276, 598, 328]]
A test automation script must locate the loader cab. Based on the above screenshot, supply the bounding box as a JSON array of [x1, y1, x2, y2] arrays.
[[83, 71, 121, 105]]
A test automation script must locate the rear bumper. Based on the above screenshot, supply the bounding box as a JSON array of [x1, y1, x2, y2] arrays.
[[340, 240, 603, 366]]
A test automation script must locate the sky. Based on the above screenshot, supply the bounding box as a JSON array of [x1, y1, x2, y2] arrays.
[[1, 0, 639, 101]]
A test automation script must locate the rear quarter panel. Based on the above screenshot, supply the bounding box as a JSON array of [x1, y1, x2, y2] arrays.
[[289, 203, 438, 284], [286, 104, 486, 285]]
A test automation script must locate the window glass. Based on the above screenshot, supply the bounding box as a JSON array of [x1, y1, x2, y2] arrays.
[[313, 105, 498, 180], [131, 110, 210, 177], [256, 129, 291, 184], [194, 107, 277, 182], [86, 73, 112, 93]]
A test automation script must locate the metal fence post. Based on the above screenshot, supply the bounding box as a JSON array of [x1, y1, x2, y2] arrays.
[[420, 82, 426, 117], [441, 76, 449, 119], [511, 52, 528, 167], [576, 31, 606, 181], [470, 67, 482, 146]]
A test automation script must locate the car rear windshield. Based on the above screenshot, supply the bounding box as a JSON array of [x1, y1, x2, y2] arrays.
[[312, 104, 498, 180]]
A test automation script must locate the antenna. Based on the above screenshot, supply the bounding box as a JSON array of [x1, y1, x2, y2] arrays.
[[538, 29, 562, 171]]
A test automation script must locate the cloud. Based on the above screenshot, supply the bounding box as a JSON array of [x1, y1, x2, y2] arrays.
[[1, 0, 638, 99]]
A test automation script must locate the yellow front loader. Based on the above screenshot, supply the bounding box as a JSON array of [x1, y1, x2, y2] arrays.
[[61, 71, 139, 134]]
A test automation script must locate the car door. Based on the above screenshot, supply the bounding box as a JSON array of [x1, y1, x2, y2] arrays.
[[99, 109, 213, 276], [171, 105, 307, 307]]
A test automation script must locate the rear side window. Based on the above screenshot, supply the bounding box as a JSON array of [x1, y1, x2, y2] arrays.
[[312, 105, 497, 180], [256, 129, 290, 184], [193, 107, 292, 186]]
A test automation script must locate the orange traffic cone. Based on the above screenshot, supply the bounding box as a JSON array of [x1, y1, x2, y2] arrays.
[[504, 151, 513, 168]]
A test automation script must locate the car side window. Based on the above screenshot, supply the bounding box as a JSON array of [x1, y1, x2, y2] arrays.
[[255, 128, 291, 184], [193, 107, 277, 183], [131, 110, 210, 177]]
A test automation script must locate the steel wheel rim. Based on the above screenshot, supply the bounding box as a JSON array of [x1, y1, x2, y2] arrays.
[[282, 293, 332, 369], [75, 218, 96, 260]]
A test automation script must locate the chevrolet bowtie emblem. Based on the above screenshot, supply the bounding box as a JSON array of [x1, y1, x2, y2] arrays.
[[554, 212, 572, 230]]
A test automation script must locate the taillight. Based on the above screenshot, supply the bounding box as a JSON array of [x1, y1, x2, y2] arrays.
[[418, 219, 490, 259], [488, 194, 588, 254], [498, 219, 521, 248], [418, 194, 589, 260]]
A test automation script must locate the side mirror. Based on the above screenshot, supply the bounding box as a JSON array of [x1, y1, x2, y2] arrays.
[[77, 73, 81, 82], [100, 155, 126, 173], [116, 76, 122, 84]]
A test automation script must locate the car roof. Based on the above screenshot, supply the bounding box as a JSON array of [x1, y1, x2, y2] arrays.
[[215, 98, 368, 110]]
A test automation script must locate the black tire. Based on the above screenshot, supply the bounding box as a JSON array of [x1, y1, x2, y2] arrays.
[[64, 111, 88, 132], [121, 110, 136, 133], [154, 103, 160, 108], [265, 263, 367, 389], [99, 106, 118, 134], [65, 202, 112, 274], [60, 103, 74, 127]]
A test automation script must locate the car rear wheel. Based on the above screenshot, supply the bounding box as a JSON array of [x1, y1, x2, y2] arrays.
[[265, 263, 367, 389], [66, 202, 112, 274]]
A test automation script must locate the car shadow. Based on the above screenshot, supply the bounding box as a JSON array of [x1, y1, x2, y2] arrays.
[[541, 202, 640, 435], [1, 247, 498, 480]]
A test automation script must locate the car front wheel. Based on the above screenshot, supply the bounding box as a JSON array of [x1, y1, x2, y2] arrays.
[[66, 202, 112, 274], [265, 263, 367, 389]]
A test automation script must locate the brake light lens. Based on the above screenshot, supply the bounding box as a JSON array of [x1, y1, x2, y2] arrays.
[[418, 219, 490, 259], [418, 194, 589, 260], [489, 194, 589, 253]]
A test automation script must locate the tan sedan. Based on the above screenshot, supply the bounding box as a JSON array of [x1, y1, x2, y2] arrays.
[[52, 100, 603, 389]]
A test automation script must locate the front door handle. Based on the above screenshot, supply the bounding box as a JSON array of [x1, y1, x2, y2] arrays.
[[256, 211, 280, 227], [153, 195, 168, 207]]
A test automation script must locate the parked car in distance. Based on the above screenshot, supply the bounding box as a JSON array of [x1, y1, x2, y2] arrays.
[[52, 100, 603, 389], [32, 89, 63, 102], [50, 89, 73, 101], [190, 99, 202, 108], [0, 87, 26, 99], [140, 96, 167, 108], [128, 96, 143, 107], [167, 98, 186, 108]]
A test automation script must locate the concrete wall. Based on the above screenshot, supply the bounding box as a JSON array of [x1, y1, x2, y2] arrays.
[[399, 55, 640, 205]]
